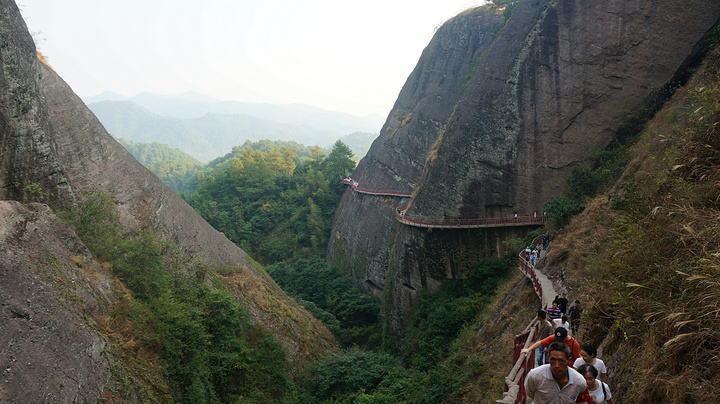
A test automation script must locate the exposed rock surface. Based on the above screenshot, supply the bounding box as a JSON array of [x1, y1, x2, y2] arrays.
[[0, 201, 115, 403], [0, 0, 335, 399], [328, 1, 720, 335]]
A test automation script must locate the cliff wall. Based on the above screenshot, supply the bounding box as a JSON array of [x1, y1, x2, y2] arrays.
[[0, 0, 335, 399], [328, 0, 720, 335]]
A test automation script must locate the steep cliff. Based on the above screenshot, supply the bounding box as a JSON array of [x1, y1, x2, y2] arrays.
[[328, 0, 720, 335], [0, 201, 115, 403], [0, 0, 335, 400]]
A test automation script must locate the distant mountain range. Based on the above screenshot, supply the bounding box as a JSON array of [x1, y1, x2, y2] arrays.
[[84, 92, 383, 162]]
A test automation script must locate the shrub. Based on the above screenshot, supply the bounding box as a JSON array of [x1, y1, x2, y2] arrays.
[[543, 195, 581, 227]]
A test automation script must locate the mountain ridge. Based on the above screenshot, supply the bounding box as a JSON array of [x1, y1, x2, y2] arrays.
[[88, 98, 381, 162]]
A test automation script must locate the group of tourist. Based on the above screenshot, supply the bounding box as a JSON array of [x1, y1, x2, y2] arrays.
[[521, 306, 613, 403], [523, 233, 552, 266], [522, 330, 614, 404], [518, 239, 613, 403]]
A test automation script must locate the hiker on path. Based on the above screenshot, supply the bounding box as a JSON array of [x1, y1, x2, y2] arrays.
[[547, 301, 562, 322], [573, 345, 608, 383], [557, 293, 569, 314], [535, 310, 554, 365], [525, 342, 591, 403], [522, 327, 582, 365], [553, 314, 572, 336], [568, 300, 583, 334], [577, 364, 615, 404]]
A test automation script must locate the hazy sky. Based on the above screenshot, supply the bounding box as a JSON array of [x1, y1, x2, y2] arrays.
[[19, 0, 485, 117]]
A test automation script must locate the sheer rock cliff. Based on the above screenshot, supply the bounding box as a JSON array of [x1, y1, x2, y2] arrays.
[[0, 0, 334, 400], [327, 0, 720, 336]]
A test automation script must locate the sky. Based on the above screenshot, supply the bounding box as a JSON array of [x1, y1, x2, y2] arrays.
[[19, 0, 485, 118]]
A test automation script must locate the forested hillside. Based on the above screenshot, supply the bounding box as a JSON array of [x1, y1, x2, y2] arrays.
[[118, 139, 203, 193], [183, 140, 355, 263]]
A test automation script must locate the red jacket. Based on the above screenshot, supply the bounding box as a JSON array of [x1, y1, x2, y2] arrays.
[[540, 335, 582, 364]]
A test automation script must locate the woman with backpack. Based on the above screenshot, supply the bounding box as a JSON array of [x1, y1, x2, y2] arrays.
[[577, 364, 615, 404]]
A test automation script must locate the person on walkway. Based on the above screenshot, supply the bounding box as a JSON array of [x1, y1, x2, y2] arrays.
[[577, 364, 615, 404], [573, 345, 608, 383], [536, 310, 554, 365], [522, 327, 582, 365], [568, 300, 584, 334], [553, 314, 572, 336], [557, 293, 569, 314], [524, 342, 591, 403], [547, 301, 562, 322]]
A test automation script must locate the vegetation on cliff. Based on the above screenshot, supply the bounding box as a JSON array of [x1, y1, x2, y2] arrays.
[[543, 28, 720, 402], [118, 139, 203, 194], [61, 191, 297, 402]]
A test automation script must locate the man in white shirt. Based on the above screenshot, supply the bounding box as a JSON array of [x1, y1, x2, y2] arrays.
[[525, 342, 591, 403]]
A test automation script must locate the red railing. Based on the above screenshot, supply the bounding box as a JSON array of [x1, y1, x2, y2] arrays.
[[396, 209, 545, 229], [340, 178, 545, 229], [340, 178, 412, 197], [497, 235, 547, 404]]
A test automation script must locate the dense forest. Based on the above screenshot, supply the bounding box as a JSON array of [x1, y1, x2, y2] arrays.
[[182, 139, 355, 263]]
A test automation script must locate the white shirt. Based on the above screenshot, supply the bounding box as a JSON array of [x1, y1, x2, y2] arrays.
[[525, 364, 588, 404], [573, 357, 607, 375], [553, 318, 572, 336], [588, 381, 612, 404]]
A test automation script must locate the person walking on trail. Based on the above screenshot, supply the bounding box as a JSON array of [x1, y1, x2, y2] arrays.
[[524, 342, 592, 403], [521, 327, 582, 365], [553, 314, 572, 336], [547, 301, 562, 322], [557, 293, 569, 314], [577, 364, 615, 404], [536, 310, 554, 365], [568, 300, 583, 334], [573, 345, 608, 383]]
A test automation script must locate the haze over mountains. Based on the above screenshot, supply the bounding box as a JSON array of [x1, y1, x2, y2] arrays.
[[85, 91, 383, 162]]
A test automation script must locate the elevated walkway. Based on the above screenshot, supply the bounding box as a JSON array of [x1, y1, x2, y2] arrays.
[[341, 178, 545, 229]]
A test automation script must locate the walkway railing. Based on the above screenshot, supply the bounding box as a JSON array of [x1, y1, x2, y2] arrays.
[[341, 178, 545, 229], [497, 235, 547, 404], [396, 208, 545, 229], [340, 178, 412, 197]]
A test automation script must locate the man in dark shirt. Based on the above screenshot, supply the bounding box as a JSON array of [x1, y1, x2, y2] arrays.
[[557, 293, 569, 314], [568, 300, 584, 334]]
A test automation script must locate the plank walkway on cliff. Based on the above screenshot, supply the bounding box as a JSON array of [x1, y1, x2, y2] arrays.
[[341, 178, 546, 229]]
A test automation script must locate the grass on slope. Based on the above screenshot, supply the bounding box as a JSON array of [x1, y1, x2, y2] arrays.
[[546, 33, 720, 403]]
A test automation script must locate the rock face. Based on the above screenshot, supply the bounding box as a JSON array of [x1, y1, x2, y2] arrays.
[[0, 0, 335, 399], [328, 1, 720, 335], [0, 201, 115, 403]]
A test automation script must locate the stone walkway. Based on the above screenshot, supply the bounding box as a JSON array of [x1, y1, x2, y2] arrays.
[[535, 247, 557, 309]]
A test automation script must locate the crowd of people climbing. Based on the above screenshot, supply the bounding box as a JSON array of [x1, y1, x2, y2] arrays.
[[517, 236, 614, 404]]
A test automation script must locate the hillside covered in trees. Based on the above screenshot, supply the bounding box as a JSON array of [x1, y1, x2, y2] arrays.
[[182, 139, 355, 263]]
